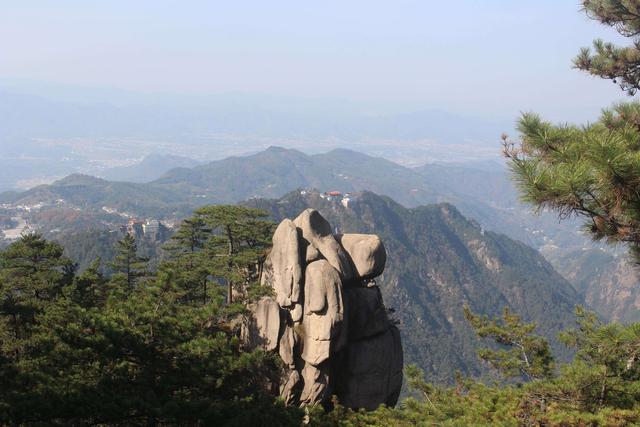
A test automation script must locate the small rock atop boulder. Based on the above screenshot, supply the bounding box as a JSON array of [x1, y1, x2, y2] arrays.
[[337, 233, 386, 280]]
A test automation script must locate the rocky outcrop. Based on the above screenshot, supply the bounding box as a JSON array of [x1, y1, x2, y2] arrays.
[[244, 208, 402, 409], [264, 219, 303, 307], [337, 233, 386, 280]]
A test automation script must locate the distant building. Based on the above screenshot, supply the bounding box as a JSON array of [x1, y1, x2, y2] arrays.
[[127, 219, 144, 237], [143, 219, 161, 235]]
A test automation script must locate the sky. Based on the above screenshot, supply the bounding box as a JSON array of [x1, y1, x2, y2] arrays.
[[0, 1, 632, 122]]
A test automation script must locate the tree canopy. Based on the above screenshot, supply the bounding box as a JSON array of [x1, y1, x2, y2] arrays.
[[0, 208, 300, 426], [505, 0, 640, 262], [575, 0, 640, 95]]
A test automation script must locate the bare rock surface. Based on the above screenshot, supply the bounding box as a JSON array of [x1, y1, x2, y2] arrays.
[[293, 209, 354, 280], [338, 233, 386, 279], [335, 325, 403, 410], [279, 324, 296, 366], [344, 286, 389, 341], [280, 370, 301, 405], [300, 363, 330, 404], [302, 260, 345, 365], [245, 209, 402, 410], [304, 240, 323, 263], [265, 219, 303, 307], [242, 296, 281, 351]]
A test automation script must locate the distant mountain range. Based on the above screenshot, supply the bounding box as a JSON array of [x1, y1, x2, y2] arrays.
[[0, 146, 584, 247], [0, 89, 511, 143], [246, 190, 580, 381], [100, 154, 202, 183], [1, 146, 637, 323], [0, 87, 510, 191]]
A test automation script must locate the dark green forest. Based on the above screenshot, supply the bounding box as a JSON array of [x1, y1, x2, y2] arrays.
[[4, 1, 640, 425], [2, 205, 640, 425]]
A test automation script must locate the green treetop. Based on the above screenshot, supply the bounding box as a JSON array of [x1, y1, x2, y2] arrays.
[[464, 306, 555, 382], [0, 234, 74, 343], [505, 1, 640, 261], [71, 257, 108, 308], [110, 233, 150, 289], [161, 216, 211, 305], [575, 0, 640, 95], [193, 205, 273, 304]]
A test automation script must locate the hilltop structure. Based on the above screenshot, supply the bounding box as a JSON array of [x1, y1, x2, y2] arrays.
[[242, 209, 403, 409]]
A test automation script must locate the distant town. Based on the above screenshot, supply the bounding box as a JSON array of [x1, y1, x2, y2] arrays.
[[0, 189, 365, 243]]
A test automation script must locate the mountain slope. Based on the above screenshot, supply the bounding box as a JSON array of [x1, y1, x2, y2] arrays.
[[0, 174, 193, 217], [413, 162, 640, 323], [3, 147, 634, 324], [546, 248, 640, 323], [0, 147, 447, 217], [246, 191, 581, 382], [152, 146, 443, 205], [100, 154, 201, 183]]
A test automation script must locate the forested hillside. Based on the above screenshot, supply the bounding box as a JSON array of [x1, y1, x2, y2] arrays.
[[246, 190, 581, 381], [5, 188, 582, 381], [5, 145, 637, 324]]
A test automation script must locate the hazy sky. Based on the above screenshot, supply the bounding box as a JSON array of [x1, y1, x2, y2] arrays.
[[0, 1, 631, 122]]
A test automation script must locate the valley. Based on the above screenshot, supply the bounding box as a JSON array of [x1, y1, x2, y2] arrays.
[[2, 146, 636, 326]]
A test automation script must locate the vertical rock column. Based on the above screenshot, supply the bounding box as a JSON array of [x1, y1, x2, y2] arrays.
[[243, 209, 403, 409]]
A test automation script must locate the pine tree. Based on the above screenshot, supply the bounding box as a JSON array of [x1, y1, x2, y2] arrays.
[[0, 233, 300, 425], [575, 1, 640, 95], [0, 234, 74, 343], [110, 233, 149, 289], [193, 206, 273, 304], [505, 1, 640, 261], [161, 216, 210, 304], [464, 306, 555, 382], [72, 258, 107, 307], [553, 307, 640, 410]]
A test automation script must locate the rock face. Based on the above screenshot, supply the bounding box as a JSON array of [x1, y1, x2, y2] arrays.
[[264, 219, 303, 307], [337, 233, 386, 280], [245, 209, 403, 409]]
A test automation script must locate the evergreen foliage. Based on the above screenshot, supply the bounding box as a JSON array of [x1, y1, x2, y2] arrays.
[[506, 0, 640, 262], [0, 207, 301, 426], [191, 205, 274, 304], [309, 308, 640, 426], [504, 106, 640, 261], [0, 233, 74, 343], [464, 306, 555, 382], [575, 0, 640, 95], [110, 233, 150, 289]]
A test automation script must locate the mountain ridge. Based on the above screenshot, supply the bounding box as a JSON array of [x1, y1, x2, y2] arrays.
[[244, 190, 581, 381], [2, 146, 636, 323]]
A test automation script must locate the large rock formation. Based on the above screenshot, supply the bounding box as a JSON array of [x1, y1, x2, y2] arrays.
[[243, 209, 402, 410]]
